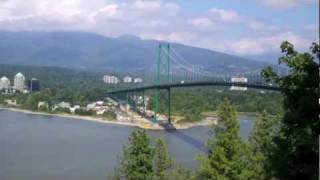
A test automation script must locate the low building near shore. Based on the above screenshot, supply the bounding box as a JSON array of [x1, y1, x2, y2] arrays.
[[96, 101, 104, 106], [86, 103, 96, 110], [134, 77, 143, 83], [70, 105, 81, 113], [96, 109, 106, 115], [123, 76, 132, 83], [38, 101, 48, 110], [4, 99, 17, 106], [53, 101, 71, 111]]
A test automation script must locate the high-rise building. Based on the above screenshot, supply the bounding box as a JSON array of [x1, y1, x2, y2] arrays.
[[13, 72, 25, 91], [0, 76, 10, 90], [27, 78, 40, 92]]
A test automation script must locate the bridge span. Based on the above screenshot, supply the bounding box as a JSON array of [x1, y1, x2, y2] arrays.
[[106, 43, 281, 127], [106, 81, 280, 94]]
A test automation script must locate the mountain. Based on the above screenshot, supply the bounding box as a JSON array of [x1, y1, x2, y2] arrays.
[[246, 52, 282, 64], [0, 30, 269, 74]]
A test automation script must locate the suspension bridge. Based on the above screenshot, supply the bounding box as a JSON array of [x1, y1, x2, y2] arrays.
[[106, 43, 281, 127]]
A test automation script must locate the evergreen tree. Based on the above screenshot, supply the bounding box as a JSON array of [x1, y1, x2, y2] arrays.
[[153, 139, 174, 180], [114, 130, 154, 180], [262, 41, 319, 179], [196, 99, 253, 180], [169, 165, 194, 180], [248, 111, 278, 180]]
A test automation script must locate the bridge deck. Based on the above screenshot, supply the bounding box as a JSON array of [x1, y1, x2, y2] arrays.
[[106, 81, 281, 94]]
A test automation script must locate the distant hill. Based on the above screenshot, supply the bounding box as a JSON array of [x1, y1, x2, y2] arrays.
[[0, 31, 269, 74]]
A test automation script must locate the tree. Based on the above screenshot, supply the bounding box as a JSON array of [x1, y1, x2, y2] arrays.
[[114, 130, 154, 180], [169, 165, 193, 180], [153, 139, 174, 180], [262, 41, 319, 179], [248, 111, 278, 180], [24, 92, 41, 110], [196, 98, 253, 180]]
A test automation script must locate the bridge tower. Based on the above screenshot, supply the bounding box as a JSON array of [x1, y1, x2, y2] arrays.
[[153, 43, 171, 124]]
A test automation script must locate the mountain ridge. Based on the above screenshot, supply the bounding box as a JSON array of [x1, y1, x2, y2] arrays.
[[0, 30, 269, 74]]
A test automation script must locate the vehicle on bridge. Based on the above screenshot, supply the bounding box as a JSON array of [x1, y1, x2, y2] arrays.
[[231, 77, 248, 83]]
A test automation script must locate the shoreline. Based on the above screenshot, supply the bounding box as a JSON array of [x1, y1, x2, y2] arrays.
[[0, 106, 216, 130]]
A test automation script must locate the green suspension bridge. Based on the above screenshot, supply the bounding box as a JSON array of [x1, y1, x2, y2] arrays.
[[106, 43, 281, 127]]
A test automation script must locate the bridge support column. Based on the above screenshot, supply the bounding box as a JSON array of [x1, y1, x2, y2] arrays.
[[153, 89, 159, 123], [142, 90, 145, 115], [168, 88, 171, 125]]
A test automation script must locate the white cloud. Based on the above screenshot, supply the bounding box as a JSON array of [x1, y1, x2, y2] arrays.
[[142, 32, 196, 44], [258, 0, 316, 9], [209, 8, 241, 23], [0, 0, 180, 33], [225, 32, 311, 55], [191, 17, 214, 29], [190, 8, 240, 31], [132, 1, 179, 16], [247, 21, 279, 32]]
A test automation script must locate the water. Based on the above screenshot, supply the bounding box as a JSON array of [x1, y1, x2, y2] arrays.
[[0, 109, 254, 180]]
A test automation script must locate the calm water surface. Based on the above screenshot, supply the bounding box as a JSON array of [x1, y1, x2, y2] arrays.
[[0, 109, 254, 180]]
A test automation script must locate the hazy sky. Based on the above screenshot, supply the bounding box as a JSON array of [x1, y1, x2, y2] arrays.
[[0, 0, 318, 57]]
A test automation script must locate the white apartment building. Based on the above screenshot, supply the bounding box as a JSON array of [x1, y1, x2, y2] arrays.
[[103, 75, 120, 84], [13, 72, 25, 91], [0, 76, 10, 90]]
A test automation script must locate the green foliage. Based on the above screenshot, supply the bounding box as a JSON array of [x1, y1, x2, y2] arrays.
[[22, 91, 53, 111], [102, 110, 117, 120], [74, 108, 94, 116], [169, 165, 194, 180], [54, 107, 71, 114], [0, 65, 109, 106], [262, 41, 319, 179], [114, 130, 154, 180], [248, 111, 279, 180], [153, 139, 174, 180], [150, 87, 282, 123], [23, 93, 41, 110], [197, 99, 253, 180], [113, 130, 191, 180]]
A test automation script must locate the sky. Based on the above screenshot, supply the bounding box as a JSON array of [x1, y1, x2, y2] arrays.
[[0, 0, 318, 60]]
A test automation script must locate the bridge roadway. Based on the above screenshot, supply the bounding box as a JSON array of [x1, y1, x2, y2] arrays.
[[106, 81, 281, 94]]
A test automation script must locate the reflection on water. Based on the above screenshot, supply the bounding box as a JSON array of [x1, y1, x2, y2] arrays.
[[0, 110, 254, 180]]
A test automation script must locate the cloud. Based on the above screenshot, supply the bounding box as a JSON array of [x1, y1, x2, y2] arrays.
[[142, 31, 196, 44], [225, 32, 311, 55], [209, 8, 241, 23], [257, 0, 316, 9], [246, 21, 278, 32], [190, 8, 241, 31], [0, 0, 180, 33], [191, 17, 214, 29]]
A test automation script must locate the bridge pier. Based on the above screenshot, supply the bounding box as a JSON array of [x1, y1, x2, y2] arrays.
[[168, 88, 171, 125], [142, 90, 145, 115]]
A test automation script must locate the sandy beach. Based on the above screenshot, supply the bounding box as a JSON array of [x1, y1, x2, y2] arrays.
[[0, 106, 215, 130]]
